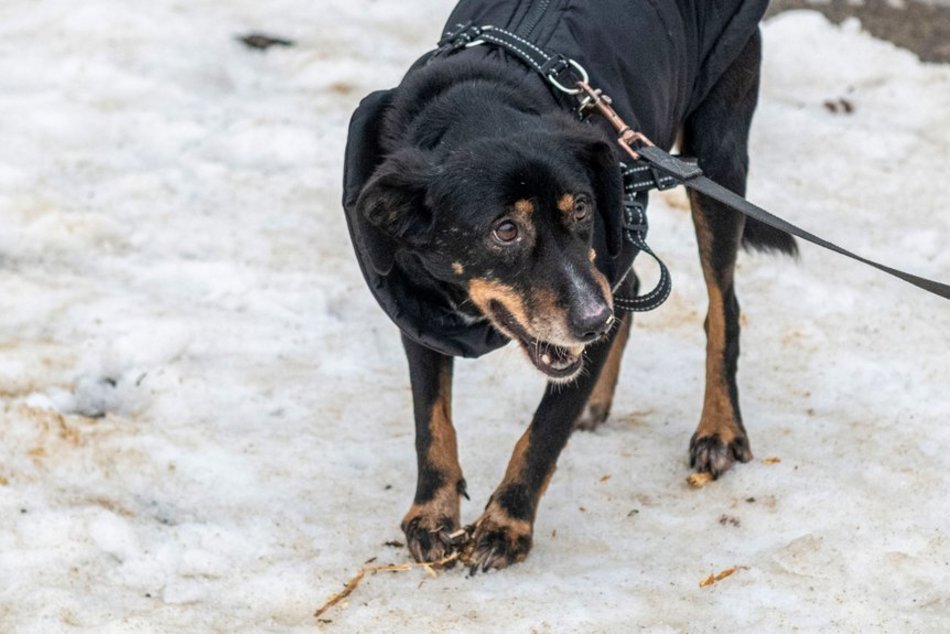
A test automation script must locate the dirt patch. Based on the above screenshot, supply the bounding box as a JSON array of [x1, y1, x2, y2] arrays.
[[768, 0, 950, 63]]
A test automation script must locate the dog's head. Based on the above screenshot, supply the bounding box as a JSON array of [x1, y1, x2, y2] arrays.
[[356, 124, 623, 381]]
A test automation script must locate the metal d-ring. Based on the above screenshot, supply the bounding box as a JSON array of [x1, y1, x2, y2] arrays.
[[547, 58, 589, 95]]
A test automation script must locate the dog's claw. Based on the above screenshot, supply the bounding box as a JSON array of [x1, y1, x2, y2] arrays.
[[402, 515, 460, 564], [484, 544, 513, 573], [407, 535, 424, 563], [466, 510, 532, 574], [481, 547, 499, 573], [689, 432, 753, 478]]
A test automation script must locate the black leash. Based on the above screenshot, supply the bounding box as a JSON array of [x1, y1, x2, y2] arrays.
[[637, 145, 950, 300], [437, 23, 950, 304]]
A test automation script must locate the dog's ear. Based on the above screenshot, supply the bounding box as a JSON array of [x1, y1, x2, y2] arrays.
[[355, 148, 436, 274], [577, 139, 624, 258]]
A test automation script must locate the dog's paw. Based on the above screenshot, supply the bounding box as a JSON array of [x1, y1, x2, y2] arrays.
[[689, 432, 752, 479], [401, 513, 460, 564], [465, 504, 533, 574], [573, 402, 610, 431]]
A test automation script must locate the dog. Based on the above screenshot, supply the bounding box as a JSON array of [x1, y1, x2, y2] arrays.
[[342, 0, 795, 572]]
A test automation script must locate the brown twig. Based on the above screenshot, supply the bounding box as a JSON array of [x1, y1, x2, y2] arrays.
[[314, 551, 461, 619], [699, 566, 741, 588], [314, 568, 366, 618], [687, 472, 714, 489]]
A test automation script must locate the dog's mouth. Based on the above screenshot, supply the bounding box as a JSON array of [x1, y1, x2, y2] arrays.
[[489, 301, 584, 380]]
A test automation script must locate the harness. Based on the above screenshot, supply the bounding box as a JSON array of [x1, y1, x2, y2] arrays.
[[435, 23, 950, 303]]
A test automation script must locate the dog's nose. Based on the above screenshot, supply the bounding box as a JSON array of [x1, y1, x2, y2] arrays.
[[568, 302, 613, 342]]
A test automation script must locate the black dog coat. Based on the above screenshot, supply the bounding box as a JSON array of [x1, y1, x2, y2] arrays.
[[343, 0, 768, 358]]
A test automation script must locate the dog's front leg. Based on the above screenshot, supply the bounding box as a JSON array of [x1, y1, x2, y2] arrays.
[[469, 332, 616, 572], [400, 334, 465, 563]]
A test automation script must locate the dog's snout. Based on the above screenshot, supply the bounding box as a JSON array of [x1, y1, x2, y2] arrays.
[[568, 301, 613, 342]]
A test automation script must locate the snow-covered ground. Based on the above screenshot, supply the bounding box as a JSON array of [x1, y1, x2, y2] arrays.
[[1, 2, 948, 632]]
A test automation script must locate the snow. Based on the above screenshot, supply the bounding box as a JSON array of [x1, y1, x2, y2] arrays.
[[1, 2, 948, 632]]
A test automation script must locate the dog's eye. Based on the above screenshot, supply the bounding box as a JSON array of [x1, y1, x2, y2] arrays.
[[492, 220, 519, 244], [573, 196, 592, 222]]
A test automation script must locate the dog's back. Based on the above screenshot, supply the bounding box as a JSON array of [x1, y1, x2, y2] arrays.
[[441, 0, 768, 148]]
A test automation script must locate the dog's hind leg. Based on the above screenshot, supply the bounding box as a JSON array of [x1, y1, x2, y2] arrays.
[[680, 30, 763, 478], [467, 327, 618, 572], [399, 334, 466, 563]]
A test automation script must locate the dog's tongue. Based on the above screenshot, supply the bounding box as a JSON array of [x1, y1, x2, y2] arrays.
[[530, 341, 583, 378]]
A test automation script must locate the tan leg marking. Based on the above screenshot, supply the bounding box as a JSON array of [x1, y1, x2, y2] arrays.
[[428, 363, 462, 491], [686, 192, 753, 477], [401, 365, 462, 561], [495, 428, 557, 514], [695, 283, 739, 442], [690, 195, 742, 443], [468, 430, 538, 571], [501, 431, 531, 483]]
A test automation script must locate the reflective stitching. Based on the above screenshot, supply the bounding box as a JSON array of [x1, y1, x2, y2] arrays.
[[479, 33, 545, 72], [496, 28, 552, 61]]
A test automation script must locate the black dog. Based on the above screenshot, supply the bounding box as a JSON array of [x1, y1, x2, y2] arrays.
[[343, 0, 795, 572]]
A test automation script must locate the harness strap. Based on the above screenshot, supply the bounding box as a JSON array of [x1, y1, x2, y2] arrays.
[[437, 23, 586, 94], [623, 160, 686, 194]]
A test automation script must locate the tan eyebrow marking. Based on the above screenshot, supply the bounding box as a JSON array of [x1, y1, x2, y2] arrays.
[[513, 199, 535, 217], [558, 194, 575, 214]]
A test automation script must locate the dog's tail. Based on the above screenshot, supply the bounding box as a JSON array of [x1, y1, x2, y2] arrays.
[[742, 217, 798, 256]]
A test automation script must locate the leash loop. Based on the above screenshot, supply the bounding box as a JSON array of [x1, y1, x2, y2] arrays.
[[613, 198, 672, 312]]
